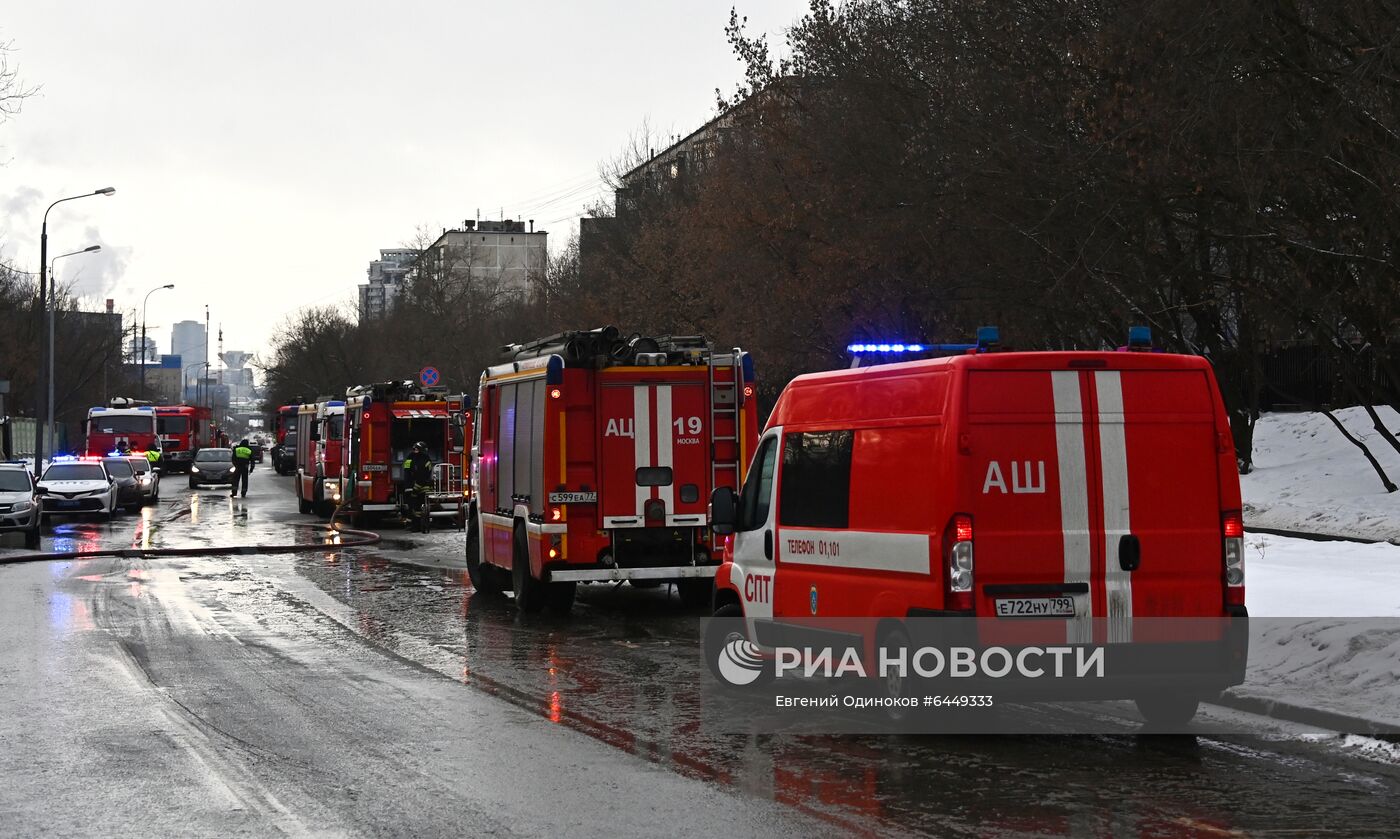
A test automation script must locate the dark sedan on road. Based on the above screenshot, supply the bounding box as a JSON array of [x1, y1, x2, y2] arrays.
[[102, 457, 146, 512], [189, 448, 235, 489]]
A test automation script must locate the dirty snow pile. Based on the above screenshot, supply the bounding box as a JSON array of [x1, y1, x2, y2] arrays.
[[1241, 406, 1400, 541], [1239, 532, 1400, 727]]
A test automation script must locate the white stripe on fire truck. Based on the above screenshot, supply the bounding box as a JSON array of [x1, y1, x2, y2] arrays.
[[634, 386, 651, 515], [1095, 371, 1133, 643], [655, 385, 674, 511], [1051, 371, 1093, 644]]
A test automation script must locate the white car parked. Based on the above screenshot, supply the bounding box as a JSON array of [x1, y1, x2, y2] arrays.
[[0, 462, 42, 548], [37, 458, 118, 521]]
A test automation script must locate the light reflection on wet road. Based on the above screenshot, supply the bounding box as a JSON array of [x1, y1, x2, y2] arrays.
[[3, 470, 1399, 837]]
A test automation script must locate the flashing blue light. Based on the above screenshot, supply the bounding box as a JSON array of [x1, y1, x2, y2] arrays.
[[52, 455, 79, 462], [847, 341, 934, 355], [1128, 325, 1152, 346], [976, 326, 1000, 347]]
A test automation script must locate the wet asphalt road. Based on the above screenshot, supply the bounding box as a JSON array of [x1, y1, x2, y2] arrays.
[[3, 469, 1400, 837]]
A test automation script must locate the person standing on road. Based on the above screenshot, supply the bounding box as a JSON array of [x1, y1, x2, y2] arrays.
[[402, 441, 433, 534], [231, 439, 254, 498], [145, 446, 161, 471]]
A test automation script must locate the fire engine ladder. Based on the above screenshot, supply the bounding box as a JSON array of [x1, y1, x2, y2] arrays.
[[708, 349, 744, 491]]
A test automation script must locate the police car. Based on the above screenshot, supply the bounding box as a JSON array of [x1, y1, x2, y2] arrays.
[[37, 456, 118, 521], [0, 462, 42, 548]]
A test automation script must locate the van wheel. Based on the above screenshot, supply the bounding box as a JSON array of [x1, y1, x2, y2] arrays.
[[511, 525, 545, 613], [466, 518, 502, 597], [704, 602, 771, 687], [878, 625, 915, 722], [676, 579, 712, 610], [1135, 694, 1200, 729]]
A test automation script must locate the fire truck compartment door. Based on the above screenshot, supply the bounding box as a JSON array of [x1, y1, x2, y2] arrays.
[[600, 381, 710, 524]]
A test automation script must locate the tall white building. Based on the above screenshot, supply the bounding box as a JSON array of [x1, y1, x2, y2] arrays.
[[171, 320, 206, 385], [359, 249, 419, 322]]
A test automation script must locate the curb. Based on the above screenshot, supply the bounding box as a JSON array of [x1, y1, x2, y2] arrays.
[[0, 523, 381, 565], [1209, 690, 1400, 739]]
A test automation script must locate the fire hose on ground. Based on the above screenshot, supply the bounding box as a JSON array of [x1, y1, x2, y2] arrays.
[[0, 522, 380, 566]]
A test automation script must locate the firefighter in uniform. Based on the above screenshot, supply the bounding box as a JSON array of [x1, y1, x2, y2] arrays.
[[231, 439, 254, 498], [402, 441, 433, 533]]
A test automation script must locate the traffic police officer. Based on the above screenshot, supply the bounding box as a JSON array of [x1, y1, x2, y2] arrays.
[[231, 438, 254, 498]]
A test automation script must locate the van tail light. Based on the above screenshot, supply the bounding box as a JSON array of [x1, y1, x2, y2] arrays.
[[1223, 510, 1245, 606], [944, 514, 975, 612]]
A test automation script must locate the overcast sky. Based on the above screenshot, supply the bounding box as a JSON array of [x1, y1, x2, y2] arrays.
[[1, 1, 804, 366]]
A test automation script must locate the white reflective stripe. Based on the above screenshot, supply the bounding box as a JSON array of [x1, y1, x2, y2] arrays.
[[1095, 371, 1133, 642], [1052, 371, 1093, 644], [634, 386, 651, 515], [655, 385, 674, 510], [777, 528, 929, 574]]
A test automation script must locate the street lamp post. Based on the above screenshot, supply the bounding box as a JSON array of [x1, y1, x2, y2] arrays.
[[33, 187, 115, 471], [140, 284, 176, 400], [47, 245, 102, 461]]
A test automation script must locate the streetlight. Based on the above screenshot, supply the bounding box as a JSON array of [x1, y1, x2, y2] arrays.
[[34, 187, 115, 470], [140, 284, 175, 400], [47, 245, 102, 459]]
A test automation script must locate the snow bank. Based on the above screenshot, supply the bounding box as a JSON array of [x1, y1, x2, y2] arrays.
[[1238, 532, 1400, 729], [1241, 406, 1400, 541]]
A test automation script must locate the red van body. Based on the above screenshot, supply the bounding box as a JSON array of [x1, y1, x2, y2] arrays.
[[711, 350, 1246, 708]]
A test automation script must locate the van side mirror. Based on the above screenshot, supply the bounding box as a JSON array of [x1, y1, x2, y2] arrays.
[[710, 486, 738, 535]]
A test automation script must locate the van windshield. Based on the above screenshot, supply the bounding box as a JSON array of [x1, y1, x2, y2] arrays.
[[90, 415, 154, 434]]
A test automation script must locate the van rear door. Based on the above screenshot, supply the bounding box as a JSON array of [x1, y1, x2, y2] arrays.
[[966, 363, 1225, 640]]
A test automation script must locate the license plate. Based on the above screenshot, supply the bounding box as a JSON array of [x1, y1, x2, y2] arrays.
[[51, 500, 81, 510], [995, 596, 1076, 618], [548, 491, 597, 504]]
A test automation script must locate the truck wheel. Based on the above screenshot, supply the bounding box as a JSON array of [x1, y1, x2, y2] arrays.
[[704, 602, 771, 687], [1135, 694, 1200, 729], [676, 579, 712, 610], [465, 518, 502, 597], [511, 525, 545, 613], [297, 483, 312, 515]]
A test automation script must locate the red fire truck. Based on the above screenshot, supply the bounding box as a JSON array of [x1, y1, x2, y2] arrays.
[[294, 400, 345, 516], [155, 404, 212, 473], [467, 327, 759, 613], [707, 328, 1247, 725], [84, 399, 159, 456], [341, 381, 472, 527], [271, 404, 298, 474]]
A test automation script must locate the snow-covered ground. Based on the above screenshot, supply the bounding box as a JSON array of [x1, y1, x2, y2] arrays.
[[1221, 408, 1400, 726], [1242, 406, 1400, 541]]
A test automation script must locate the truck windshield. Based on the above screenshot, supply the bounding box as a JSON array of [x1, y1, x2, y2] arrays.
[[326, 415, 345, 441], [158, 416, 190, 434], [90, 415, 154, 434]]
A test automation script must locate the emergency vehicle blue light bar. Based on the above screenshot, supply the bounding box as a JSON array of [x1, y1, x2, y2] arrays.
[[1128, 326, 1152, 347], [846, 343, 927, 354]]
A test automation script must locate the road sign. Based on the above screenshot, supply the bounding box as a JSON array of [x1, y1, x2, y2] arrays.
[[419, 367, 441, 387]]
